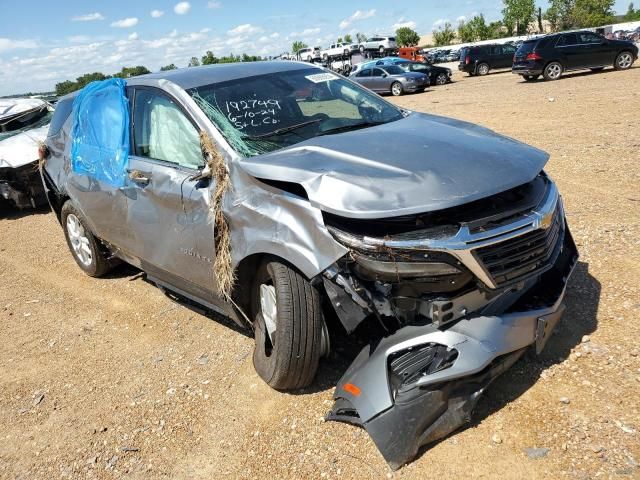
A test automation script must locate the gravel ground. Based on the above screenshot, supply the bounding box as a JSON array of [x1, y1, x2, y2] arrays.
[[1, 65, 639, 480]]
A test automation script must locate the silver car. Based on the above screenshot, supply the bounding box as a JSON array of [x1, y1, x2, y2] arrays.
[[41, 61, 577, 469], [350, 65, 429, 96]]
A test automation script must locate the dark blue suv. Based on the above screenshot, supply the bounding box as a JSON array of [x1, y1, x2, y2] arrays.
[[512, 31, 638, 81]]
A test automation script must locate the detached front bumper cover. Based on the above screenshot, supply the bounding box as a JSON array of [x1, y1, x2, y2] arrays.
[[327, 228, 578, 470]]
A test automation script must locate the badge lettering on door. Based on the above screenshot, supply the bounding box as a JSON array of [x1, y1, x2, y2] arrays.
[[180, 248, 212, 264]]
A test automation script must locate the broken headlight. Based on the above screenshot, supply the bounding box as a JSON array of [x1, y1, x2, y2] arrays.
[[351, 251, 462, 282]]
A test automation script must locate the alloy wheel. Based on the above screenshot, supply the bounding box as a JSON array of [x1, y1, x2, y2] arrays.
[[66, 213, 93, 267], [260, 283, 278, 348], [546, 63, 562, 79], [436, 73, 447, 85], [617, 52, 633, 69], [391, 83, 402, 96]]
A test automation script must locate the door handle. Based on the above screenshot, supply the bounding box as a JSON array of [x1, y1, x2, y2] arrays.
[[128, 169, 151, 185]]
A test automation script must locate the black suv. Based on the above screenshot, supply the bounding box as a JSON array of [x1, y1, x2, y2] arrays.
[[458, 43, 517, 76], [512, 31, 638, 81]]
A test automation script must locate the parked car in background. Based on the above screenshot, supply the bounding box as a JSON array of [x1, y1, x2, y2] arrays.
[[458, 43, 518, 76], [350, 56, 412, 75], [298, 47, 321, 62], [358, 36, 397, 54], [399, 62, 452, 85], [512, 31, 638, 81], [398, 47, 427, 63], [0, 98, 53, 209], [350, 64, 428, 95], [321, 43, 355, 60]]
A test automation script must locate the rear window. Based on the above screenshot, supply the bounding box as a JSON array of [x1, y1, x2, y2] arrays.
[[388, 37, 395, 42], [47, 97, 74, 137], [516, 40, 537, 55]]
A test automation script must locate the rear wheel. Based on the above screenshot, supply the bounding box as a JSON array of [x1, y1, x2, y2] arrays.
[[391, 81, 403, 96], [476, 63, 489, 76], [435, 73, 448, 85], [359, 45, 365, 54], [251, 260, 325, 390], [523, 74, 540, 81], [61, 201, 117, 277], [614, 51, 634, 70], [379, 46, 385, 54], [543, 61, 563, 81]]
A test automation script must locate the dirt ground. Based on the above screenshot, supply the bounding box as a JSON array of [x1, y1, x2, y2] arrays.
[[1, 65, 639, 480]]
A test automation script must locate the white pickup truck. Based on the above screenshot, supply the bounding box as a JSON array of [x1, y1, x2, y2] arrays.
[[320, 43, 354, 60]]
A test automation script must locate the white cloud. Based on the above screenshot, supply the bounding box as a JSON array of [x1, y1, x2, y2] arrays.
[[0, 38, 38, 52], [207, 1, 222, 8], [456, 15, 467, 23], [339, 9, 376, 30], [174, 2, 191, 15], [432, 18, 451, 29], [71, 12, 104, 22], [392, 20, 417, 30], [270, 32, 280, 39], [111, 17, 139, 28], [128, 32, 139, 40], [150, 10, 165, 18], [291, 27, 321, 37], [227, 24, 261, 36]]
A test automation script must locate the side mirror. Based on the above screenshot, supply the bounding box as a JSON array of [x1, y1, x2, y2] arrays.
[[381, 73, 388, 78]]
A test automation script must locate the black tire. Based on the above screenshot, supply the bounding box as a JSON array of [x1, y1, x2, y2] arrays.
[[523, 74, 540, 81], [590, 67, 604, 72], [379, 46, 385, 54], [434, 73, 448, 85], [251, 260, 323, 390], [614, 51, 634, 70], [476, 63, 489, 76], [543, 61, 563, 81], [60, 201, 117, 277], [390, 81, 404, 96], [359, 45, 365, 54]]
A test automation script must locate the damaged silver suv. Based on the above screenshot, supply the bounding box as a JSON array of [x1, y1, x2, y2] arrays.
[[41, 62, 578, 469]]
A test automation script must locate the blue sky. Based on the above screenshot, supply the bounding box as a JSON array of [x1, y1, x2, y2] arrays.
[[0, 0, 631, 95]]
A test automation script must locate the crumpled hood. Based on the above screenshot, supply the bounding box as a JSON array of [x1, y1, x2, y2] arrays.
[[0, 125, 48, 169], [239, 112, 549, 219]]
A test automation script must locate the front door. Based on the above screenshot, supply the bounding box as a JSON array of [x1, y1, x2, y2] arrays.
[[122, 86, 219, 304], [575, 31, 610, 67], [356, 68, 373, 88], [371, 68, 387, 91]]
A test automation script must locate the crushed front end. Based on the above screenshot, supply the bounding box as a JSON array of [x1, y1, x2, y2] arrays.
[[322, 172, 578, 469]]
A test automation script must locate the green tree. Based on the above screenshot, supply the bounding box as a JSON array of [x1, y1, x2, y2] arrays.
[[488, 21, 506, 38], [55, 80, 78, 96], [188, 56, 200, 67], [160, 63, 178, 71], [344, 34, 353, 43], [337, 37, 343, 43], [544, 0, 575, 31], [502, 0, 536, 35], [356, 32, 367, 43], [291, 41, 308, 54], [395, 26, 421, 46], [114, 66, 151, 78], [571, 0, 615, 27], [201, 50, 218, 65], [459, 15, 495, 42], [458, 20, 474, 42], [625, 2, 640, 19], [433, 22, 456, 46]]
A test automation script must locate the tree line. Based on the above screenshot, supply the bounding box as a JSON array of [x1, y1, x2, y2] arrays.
[[432, 0, 628, 47], [55, 52, 264, 97]]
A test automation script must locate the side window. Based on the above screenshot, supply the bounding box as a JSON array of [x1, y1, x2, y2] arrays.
[[503, 45, 516, 54], [47, 97, 74, 137], [491, 46, 502, 55], [557, 34, 578, 46], [372, 68, 384, 77], [132, 89, 203, 169], [578, 32, 602, 44], [357, 68, 372, 77]]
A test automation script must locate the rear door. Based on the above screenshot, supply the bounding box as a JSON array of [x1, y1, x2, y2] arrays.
[[555, 33, 580, 68], [370, 68, 387, 91], [356, 68, 373, 88], [124, 86, 219, 303]]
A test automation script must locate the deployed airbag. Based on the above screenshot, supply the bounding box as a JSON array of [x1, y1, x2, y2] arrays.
[[70, 78, 129, 187]]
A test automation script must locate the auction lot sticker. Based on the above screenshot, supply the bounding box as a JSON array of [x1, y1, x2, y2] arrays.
[[305, 73, 338, 83]]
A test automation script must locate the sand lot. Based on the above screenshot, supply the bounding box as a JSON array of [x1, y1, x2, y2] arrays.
[[1, 65, 639, 479]]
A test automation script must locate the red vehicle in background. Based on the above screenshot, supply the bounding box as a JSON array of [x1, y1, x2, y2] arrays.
[[398, 47, 427, 63]]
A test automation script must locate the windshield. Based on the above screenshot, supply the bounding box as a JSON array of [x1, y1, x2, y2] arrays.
[[0, 109, 53, 142], [188, 68, 404, 157]]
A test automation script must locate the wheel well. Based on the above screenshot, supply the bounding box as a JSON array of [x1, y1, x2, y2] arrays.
[[41, 172, 68, 223]]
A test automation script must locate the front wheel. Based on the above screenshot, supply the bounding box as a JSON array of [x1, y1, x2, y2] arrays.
[[391, 81, 403, 96], [379, 46, 385, 54], [435, 73, 448, 85], [61, 201, 117, 277], [251, 260, 325, 390], [543, 61, 563, 81], [523, 74, 540, 81], [614, 51, 634, 70], [359, 45, 365, 54]]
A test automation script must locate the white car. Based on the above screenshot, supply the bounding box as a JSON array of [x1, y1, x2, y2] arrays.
[[297, 47, 321, 62], [320, 43, 354, 60], [359, 36, 397, 54]]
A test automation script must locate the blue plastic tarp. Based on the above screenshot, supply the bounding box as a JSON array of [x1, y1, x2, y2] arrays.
[[70, 79, 129, 187]]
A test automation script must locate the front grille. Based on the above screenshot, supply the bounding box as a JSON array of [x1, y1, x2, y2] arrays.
[[474, 204, 563, 287]]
